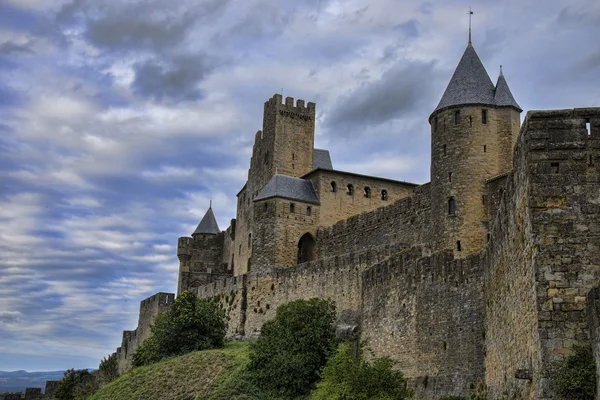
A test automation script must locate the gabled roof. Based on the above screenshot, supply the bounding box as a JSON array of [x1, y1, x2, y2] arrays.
[[254, 174, 320, 204], [433, 44, 496, 115], [494, 71, 522, 111], [192, 207, 220, 236], [313, 149, 333, 170]]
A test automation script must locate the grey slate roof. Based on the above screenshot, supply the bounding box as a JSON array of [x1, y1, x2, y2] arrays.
[[432, 44, 521, 117], [254, 174, 320, 204], [313, 149, 333, 170], [494, 72, 522, 111], [192, 207, 220, 236]]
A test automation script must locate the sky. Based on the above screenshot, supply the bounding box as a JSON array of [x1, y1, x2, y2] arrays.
[[0, 0, 599, 371]]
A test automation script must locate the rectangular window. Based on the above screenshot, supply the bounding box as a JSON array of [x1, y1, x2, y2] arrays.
[[482, 110, 487, 124], [290, 203, 295, 213], [306, 206, 312, 216], [449, 172, 452, 182], [550, 162, 560, 173], [484, 145, 487, 153], [457, 240, 462, 251], [443, 144, 447, 156], [454, 111, 461, 125]]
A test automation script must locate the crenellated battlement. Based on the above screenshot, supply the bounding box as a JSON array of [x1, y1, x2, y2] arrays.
[[265, 93, 316, 117]]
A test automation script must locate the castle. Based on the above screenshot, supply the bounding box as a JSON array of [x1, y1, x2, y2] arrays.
[[111, 36, 600, 399]]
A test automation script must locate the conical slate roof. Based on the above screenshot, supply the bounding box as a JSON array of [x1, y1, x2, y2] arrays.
[[254, 174, 320, 204], [494, 71, 522, 111], [192, 207, 220, 236], [433, 44, 496, 115]]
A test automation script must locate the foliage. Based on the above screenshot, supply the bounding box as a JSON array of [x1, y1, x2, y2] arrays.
[[54, 369, 99, 400], [311, 341, 413, 400], [247, 298, 337, 397], [555, 345, 596, 400], [98, 353, 119, 384], [132, 290, 227, 367], [438, 397, 466, 400]]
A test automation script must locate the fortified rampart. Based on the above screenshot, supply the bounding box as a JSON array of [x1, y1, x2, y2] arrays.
[[114, 292, 175, 373], [484, 108, 600, 399]]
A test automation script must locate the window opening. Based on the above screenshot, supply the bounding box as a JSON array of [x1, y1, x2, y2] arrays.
[[590, 154, 594, 166], [586, 119, 591, 135], [469, 116, 472, 127], [264, 202, 268, 211], [482, 110, 487, 124], [448, 198, 456, 216], [346, 184, 354, 196], [457, 240, 462, 251], [454, 110, 461, 125], [248, 233, 251, 248], [449, 172, 453, 182], [264, 151, 269, 165], [292, 152, 295, 160], [306, 206, 312, 216], [364, 187, 371, 198], [443, 144, 447, 156], [484, 145, 487, 153], [290, 203, 295, 213], [381, 189, 388, 201], [330, 181, 337, 192], [550, 162, 559, 173]]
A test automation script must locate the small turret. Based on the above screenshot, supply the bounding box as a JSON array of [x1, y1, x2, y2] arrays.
[[494, 67, 522, 111], [192, 204, 220, 237]]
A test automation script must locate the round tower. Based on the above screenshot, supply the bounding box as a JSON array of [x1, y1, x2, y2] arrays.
[[429, 41, 521, 256]]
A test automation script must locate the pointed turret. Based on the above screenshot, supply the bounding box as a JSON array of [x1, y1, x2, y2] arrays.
[[494, 68, 522, 111], [432, 44, 496, 118], [192, 206, 220, 236]]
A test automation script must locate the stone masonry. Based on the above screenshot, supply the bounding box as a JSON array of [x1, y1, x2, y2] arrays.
[[106, 38, 600, 399]]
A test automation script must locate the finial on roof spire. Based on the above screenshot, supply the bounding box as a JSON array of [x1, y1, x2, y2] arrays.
[[468, 7, 473, 46], [209, 199, 212, 208], [500, 65, 503, 75]]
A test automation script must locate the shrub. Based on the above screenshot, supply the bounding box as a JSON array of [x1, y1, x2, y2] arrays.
[[132, 290, 227, 367], [312, 341, 413, 400], [247, 298, 337, 397], [54, 369, 98, 400], [98, 353, 119, 384], [438, 397, 466, 400], [555, 345, 596, 400]]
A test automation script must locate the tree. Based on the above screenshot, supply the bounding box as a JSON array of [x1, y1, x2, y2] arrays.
[[54, 369, 98, 400], [132, 290, 227, 367], [247, 298, 337, 397], [311, 341, 413, 400], [98, 353, 119, 384]]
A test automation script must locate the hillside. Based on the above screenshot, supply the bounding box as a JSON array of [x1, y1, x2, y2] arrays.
[[89, 341, 286, 400]]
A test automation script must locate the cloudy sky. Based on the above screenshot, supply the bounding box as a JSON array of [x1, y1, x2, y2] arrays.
[[0, 0, 598, 371]]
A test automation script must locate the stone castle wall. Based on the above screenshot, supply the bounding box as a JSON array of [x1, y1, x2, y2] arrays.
[[484, 108, 600, 399], [304, 169, 417, 229], [362, 248, 485, 399], [316, 183, 431, 257], [115, 292, 175, 373]]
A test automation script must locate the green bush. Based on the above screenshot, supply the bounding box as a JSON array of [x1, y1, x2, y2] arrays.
[[247, 298, 337, 397], [312, 341, 413, 400], [556, 345, 596, 400], [54, 369, 98, 400], [438, 397, 466, 400], [98, 353, 119, 384], [132, 290, 227, 367]]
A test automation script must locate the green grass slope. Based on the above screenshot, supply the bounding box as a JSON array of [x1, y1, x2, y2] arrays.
[[89, 341, 279, 400]]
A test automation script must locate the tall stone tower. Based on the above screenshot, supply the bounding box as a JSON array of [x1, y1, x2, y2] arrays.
[[429, 40, 521, 256], [233, 94, 316, 275]]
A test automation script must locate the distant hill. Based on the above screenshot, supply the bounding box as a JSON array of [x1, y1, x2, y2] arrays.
[[0, 370, 65, 394]]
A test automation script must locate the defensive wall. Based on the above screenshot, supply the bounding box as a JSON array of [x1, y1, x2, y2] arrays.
[[362, 248, 485, 399], [484, 108, 600, 399], [114, 292, 175, 373]]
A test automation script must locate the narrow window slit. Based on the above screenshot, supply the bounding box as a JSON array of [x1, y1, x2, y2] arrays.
[[457, 241, 462, 252], [586, 119, 591, 136]]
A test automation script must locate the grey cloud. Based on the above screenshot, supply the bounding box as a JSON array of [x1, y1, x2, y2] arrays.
[[131, 55, 215, 101], [0, 311, 24, 324], [557, 3, 600, 27], [393, 20, 421, 39], [59, 0, 229, 52], [0, 41, 34, 55], [325, 60, 440, 133], [572, 52, 600, 74]]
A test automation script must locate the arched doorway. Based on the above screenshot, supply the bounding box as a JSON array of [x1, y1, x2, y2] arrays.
[[297, 233, 316, 264]]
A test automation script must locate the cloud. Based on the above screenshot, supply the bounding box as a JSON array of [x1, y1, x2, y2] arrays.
[[0, 311, 24, 324], [325, 60, 440, 132]]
